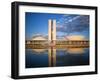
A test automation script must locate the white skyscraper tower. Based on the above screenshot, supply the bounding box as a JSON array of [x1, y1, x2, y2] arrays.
[[48, 19, 56, 43]]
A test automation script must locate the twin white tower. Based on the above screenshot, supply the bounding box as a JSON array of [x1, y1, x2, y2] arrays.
[[48, 19, 56, 42], [48, 19, 56, 66]]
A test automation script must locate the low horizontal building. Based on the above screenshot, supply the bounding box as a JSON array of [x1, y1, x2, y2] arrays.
[[25, 35, 89, 49]]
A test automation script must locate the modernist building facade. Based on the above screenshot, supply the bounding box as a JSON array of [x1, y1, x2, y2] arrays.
[[26, 19, 89, 48], [48, 19, 56, 41]]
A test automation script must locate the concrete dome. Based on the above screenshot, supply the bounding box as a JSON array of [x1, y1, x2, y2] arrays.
[[65, 35, 85, 40], [32, 36, 47, 40]]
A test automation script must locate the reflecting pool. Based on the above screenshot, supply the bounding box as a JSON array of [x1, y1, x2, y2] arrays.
[[25, 47, 89, 68]]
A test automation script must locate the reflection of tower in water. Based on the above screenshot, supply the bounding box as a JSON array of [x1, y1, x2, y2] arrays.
[[48, 49, 56, 67], [48, 19, 56, 67]]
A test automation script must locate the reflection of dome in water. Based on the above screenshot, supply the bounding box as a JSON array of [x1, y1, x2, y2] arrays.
[[66, 35, 85, 40], [32, 35, 47, 40], [66, 48, 85, 54], [32, 49, 46, 53]]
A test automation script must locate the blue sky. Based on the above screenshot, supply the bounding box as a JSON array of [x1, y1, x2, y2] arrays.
[[25, 12, 89, 40]]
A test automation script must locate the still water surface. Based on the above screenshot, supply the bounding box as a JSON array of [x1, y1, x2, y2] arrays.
[[25, 48, 89, 68]]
